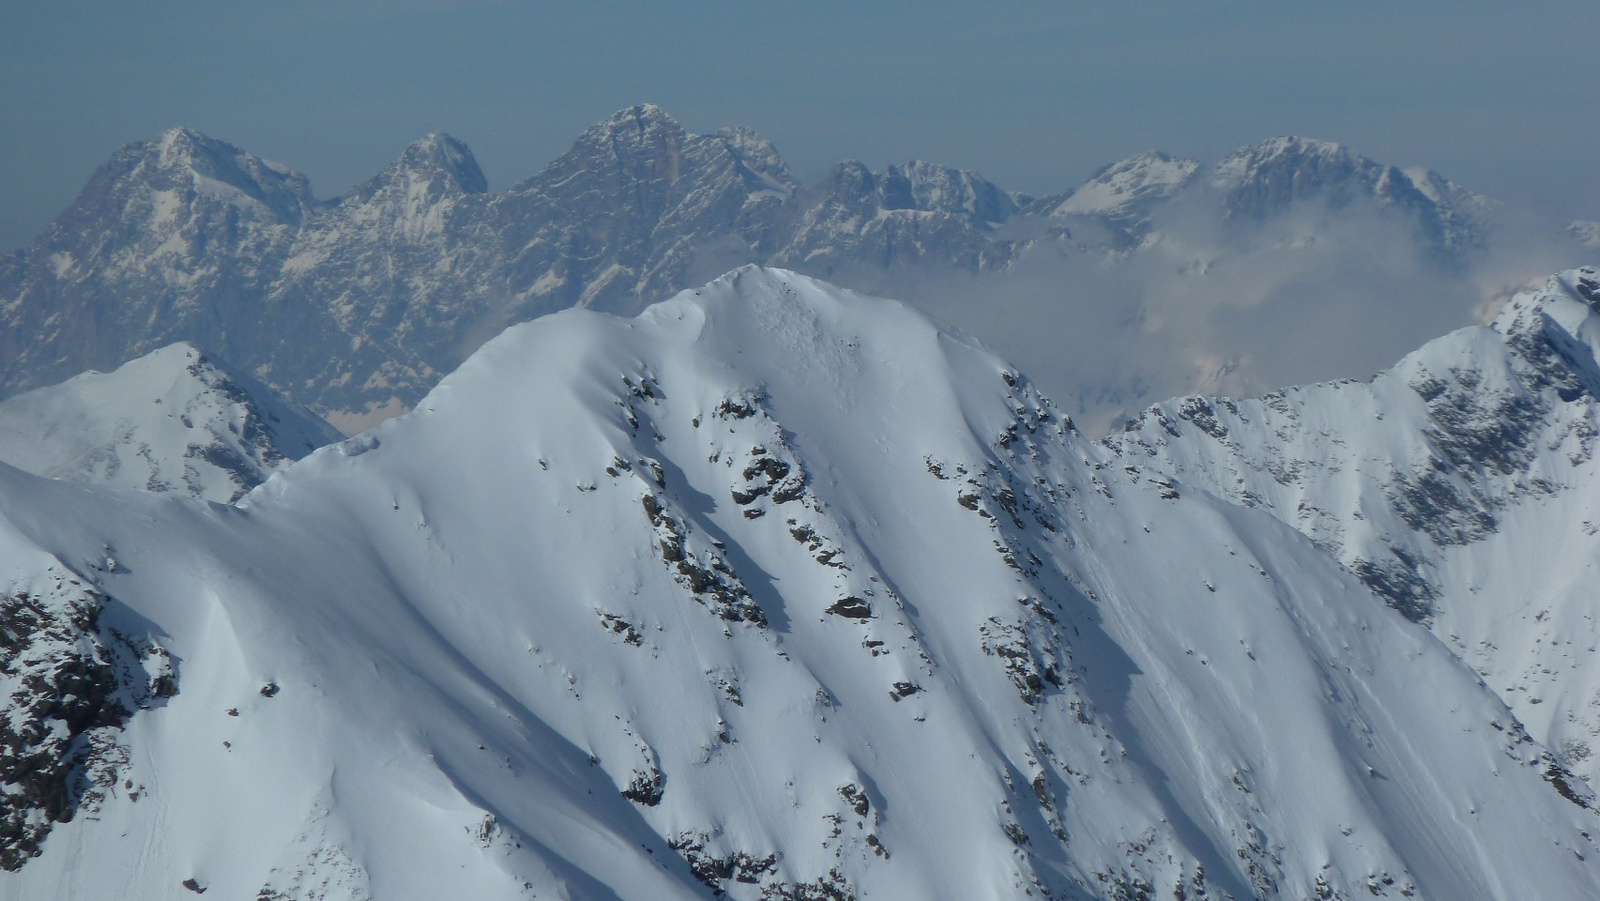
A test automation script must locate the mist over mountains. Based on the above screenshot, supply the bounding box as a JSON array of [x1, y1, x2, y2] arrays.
[[4, 104, 1590, 433]]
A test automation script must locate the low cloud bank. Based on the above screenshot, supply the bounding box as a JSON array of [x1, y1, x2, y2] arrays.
[[832, 190, 1598, 435]]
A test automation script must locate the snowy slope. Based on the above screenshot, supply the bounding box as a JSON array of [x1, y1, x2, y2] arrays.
[[0, 342, 340, 502], [1113, 267, 1600, 782], [0, 268, 1593, 900], [1030, 151, 1201, 227]]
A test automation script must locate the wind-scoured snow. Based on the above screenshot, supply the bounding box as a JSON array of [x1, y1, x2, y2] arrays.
[[0, 267, 1593, 900], [0, 342, 340, 502]]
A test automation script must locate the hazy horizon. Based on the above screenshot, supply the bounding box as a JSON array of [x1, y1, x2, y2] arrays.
[[4, 1, 1598, 252]]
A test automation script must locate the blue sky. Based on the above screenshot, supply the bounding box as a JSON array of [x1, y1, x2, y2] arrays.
[[3, 1, 1598, 250]]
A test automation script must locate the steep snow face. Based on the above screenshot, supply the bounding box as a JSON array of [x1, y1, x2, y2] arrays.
[[1113, 267, 1600, 781], [0, 268, 1594, 901], [0, 342, 340, 502]]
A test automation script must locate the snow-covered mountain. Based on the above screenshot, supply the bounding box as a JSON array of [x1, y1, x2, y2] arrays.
[[0, 106, 1543, 432], [1, 267, 1595, 900], [1112, 267, 1600, 783], [1022, 151, 1201, 243], [0, 342, 340, 502]]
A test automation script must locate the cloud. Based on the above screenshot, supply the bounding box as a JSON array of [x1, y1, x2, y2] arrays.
[[828, 188, 1597, 435]]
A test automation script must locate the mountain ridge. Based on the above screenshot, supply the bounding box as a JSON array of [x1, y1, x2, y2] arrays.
[[1112, 267, 1600, 782], [0, 107, 1520, 430], [0, 341, 341, 502], [0, 266, 1595, 899]]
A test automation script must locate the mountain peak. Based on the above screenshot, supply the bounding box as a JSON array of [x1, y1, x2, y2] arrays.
[[6, 266, 1597, 899], [153, 125, 209, 160], [714, 125, 798, 192], [1211, 136, 1363, 188], [1491, 267, 1600, 337], [596, 102, 681, 135], [127, 126, 322, 224], [1046, 150, 1201, 220], [345, 131, 488, 202], [152, 126, 250, 165], [525, 103, 691, 191], [397, 132, 488, 193], [1218, 135, 1353, 168], [876, 160, 1020, 223], [1211, 136, 1417, 225], [0, 341, 339, 502]]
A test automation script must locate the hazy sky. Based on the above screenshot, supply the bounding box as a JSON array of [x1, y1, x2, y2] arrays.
[[3, 1, 1598, 251]]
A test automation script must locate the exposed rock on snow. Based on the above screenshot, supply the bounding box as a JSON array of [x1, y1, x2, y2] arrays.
[[0, 561, 174, 870], [0, 267, 1594, 900]]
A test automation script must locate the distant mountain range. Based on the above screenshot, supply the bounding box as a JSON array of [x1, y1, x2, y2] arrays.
[[0, 105, 1538, 432]]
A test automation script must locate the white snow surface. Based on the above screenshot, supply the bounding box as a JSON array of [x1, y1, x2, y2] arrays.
[[1049, 152, 1201, 220], [0, 342, 341, 502], [0, 267, 1595, 900], [1114, 267, 1600, 785]]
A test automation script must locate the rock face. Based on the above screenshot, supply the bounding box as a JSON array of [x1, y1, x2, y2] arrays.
[[0, 562, 174, 871], [770, 159, 1027, 276], [0, 268, 1596, 900], [1208, 137, 1491, 256], [1112, 267, 1600, 783], [0, 109, 1501, 427], [0, 128, 322, 398], [0, 342, 340, 503]]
